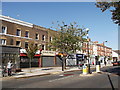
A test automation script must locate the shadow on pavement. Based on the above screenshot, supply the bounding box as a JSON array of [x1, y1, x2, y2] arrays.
[[102, 66, 120, 76], [41, 68, 53, 70], [12, 73, 26, 76]]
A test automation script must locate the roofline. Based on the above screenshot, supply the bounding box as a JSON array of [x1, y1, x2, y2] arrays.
[[0, 15, 33, 27]]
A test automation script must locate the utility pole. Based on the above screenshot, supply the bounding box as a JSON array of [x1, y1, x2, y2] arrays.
[[86, 28, 91, 74], [61, 54, 64, 71], [103, 41, 107, 66]]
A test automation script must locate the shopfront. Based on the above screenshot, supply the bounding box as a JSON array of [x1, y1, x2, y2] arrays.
[[40, 50, 56, 67], [1, 45, 20, 68]]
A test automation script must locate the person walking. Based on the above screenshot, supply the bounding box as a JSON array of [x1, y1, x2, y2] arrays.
[[7, 61, 13, 76], [104, 60, 106, 66]]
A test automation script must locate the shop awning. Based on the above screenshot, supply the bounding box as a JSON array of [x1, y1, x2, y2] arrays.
[[20, 53, 40, 57]]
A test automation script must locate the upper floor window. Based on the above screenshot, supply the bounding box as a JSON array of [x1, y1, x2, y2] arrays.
[[50, 36, 52, 42], [2, 26, 7, 34], [10, 39, 13, 45], [35, 33, 39, 40], [42, 35, 45, 41], [16, 29, 21, 36], [25, 31, 29, 38], [0, 39, 6, 45], [25, 42, 28, 49], [35, 44, 38, 47], [16, 41, 21, 46], [42, 44, 45, 50]]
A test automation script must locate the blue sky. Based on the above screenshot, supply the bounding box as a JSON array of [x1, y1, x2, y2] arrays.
[[2, 2, 118, 50]]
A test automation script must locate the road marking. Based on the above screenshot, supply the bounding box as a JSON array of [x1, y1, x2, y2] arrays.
[[48, 75, 73, 82], [59, 75, 64, 76]]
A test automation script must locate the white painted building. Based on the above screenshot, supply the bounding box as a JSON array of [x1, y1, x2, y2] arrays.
[[112, 50, 119, 61]]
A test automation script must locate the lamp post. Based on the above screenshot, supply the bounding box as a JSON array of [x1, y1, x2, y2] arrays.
[[61, 54, 64, 71], [86, 28, 91, 74], [103, 41, 107, 56], [39, 49, 42, 67], [103, 41, 107, 66]]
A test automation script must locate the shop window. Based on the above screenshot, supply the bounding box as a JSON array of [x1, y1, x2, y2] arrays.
[[2, 26, 7, 34], [16, 41, 21, 46], [25, 31, 29, 38], [0, 39, 6, 45], [16, 29, 21, 36]]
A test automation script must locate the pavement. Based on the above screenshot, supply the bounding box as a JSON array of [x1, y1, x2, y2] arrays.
[[1, 63, 112, 81]]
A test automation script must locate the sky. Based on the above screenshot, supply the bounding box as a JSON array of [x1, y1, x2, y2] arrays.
[[2, 2, 118, 50]]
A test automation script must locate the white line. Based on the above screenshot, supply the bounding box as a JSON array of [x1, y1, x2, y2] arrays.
[[49, 75, 73, 82]]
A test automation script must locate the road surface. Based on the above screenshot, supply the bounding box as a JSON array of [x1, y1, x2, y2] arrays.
[[2, 66, 119, 89]]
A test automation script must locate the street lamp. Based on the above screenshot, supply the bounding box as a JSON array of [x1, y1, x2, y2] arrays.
[[38, 49, 42, 67], [103, 41, 107, 55], [103, 41, 107, 66], [86, 28, 91, 74]]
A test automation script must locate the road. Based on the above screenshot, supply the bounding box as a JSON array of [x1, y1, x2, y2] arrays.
[[2, 66, 119, 89]]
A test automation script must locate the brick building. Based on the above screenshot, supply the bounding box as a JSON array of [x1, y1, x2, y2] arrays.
[[0, 15, 59, 68], [0, 15, 113, 68], [82, 40, 112, 65]]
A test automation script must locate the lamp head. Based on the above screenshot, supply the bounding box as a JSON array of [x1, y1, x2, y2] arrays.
[[86, 28, 89, 32]]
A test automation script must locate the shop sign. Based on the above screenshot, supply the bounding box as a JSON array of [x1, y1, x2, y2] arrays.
[[41, 50, 56, 56], [20, 49, 26, 53]]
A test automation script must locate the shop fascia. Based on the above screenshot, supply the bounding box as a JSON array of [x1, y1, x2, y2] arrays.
[[20, 49, 56, 56]]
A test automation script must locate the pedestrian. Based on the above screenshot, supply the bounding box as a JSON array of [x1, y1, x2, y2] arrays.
[[7, 61, 13, 76], [104, 60, 106, 66], [2, 65, 7, 77]]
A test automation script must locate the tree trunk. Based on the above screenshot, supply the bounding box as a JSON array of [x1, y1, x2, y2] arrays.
[[29, 58, 32, 72]]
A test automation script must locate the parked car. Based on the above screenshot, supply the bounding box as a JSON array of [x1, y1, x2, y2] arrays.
[[112, 61, 120, 66]]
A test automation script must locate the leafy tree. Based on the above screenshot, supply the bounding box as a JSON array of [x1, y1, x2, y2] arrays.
[[49, 22, 88, 71], [95, 1, 120, 25], [26, 42, 38, 72], [50, 21, 88, 54]]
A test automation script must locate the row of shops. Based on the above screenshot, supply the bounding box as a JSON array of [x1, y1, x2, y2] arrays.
[[1, 45, 112, 69], [1, 45, 63, 68]]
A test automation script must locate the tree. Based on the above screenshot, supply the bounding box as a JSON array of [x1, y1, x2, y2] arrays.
[[50, 22, 88, 71], [50, 22, 88, 54], [95, 1, 120, 25], [26, 42, 38, 72]]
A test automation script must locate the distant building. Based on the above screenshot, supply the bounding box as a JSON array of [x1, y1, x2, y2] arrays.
[[112, 50, 120, 61], [82, 40, 112, 65]]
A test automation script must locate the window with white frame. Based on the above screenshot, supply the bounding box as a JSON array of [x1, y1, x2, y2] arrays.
[[42, 44, 45, 50], [25, 31, 29, 38], [42, 35, 45, 41], [50, 36, 52, 42], [2, 26, 7, 34], [35, 33, 39, 40], [16, 29, 21, 36], [0, 39, 6, 45]]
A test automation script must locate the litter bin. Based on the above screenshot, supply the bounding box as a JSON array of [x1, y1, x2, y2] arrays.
[[82, 64, 88, 75], [96, 61, 100, 72]]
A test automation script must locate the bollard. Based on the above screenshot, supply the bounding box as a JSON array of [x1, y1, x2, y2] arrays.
[[96, 61, 101, 73], [96, 65, 100, 72], [82, 64, 88, 75]]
